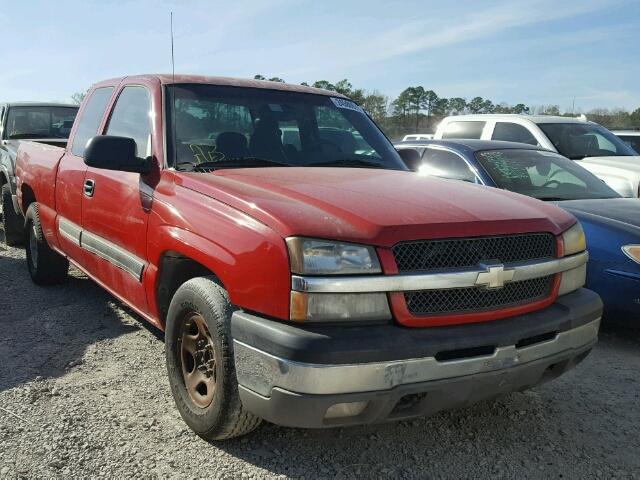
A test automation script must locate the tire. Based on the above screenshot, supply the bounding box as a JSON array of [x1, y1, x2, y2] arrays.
[[2, 184, 24, 246], [165, 276, 261, 440], [24, 203, 69, 285]]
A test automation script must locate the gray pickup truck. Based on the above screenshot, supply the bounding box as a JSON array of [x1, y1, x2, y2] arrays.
[[0, 102, 78, 245]]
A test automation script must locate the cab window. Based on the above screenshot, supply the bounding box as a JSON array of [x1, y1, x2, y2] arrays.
[[71, 87, 114, 157], [106, 86, 152, 157]]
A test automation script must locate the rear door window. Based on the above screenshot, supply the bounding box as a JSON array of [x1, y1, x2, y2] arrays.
[[421, 147, 479, 182], [71, 87, 114, 157], [492, 122, 539, 145], [441, 121, 485, 139]]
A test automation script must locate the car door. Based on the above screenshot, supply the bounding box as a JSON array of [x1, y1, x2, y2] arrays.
[[55, 86, 115, 263], [80, 85, 155, 311]]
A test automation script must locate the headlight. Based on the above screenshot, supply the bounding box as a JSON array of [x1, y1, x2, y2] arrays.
[[287, 237, 388, 322], [558, 265, 586, 296], [622, 245, 640, 264], [290, 292, 391, 323], [562, 222, 586, 256], [286, 237, 381, 275], [558, 222, 587, 296]]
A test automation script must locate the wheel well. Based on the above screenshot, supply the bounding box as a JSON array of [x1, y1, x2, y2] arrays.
[[21, 184, 36, 212], [156, 252, 218, 325]]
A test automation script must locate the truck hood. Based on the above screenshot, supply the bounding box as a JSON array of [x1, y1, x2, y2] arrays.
[[176, 168, 575, 245]]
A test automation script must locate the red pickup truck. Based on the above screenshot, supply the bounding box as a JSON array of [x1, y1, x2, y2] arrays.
[[16, 75, 602, 440]]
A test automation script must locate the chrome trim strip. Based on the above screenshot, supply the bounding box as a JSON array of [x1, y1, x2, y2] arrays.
[[234, 318, 600, 396], [81, 231, 145, 281], [57, 216, 145, 281], [58, 218, 82, 246], [291, 251, 588, 293]]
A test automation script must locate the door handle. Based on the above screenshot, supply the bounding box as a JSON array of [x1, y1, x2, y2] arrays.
[[83, 179, 95, 197]]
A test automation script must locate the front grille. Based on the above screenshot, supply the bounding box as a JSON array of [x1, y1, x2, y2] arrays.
[[405, 275, 554, 316], [393, 233, 556, 272]]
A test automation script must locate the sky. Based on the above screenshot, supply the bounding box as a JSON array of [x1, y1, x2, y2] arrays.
[[1, 0, 639, 112]]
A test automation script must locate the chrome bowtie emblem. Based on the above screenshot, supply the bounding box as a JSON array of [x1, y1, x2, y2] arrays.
[[475, 263, 515, 289]]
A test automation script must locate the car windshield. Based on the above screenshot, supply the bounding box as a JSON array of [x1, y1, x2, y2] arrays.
[[165, 84, 406, 171], [475, 149, 620, 201], [538, 122, 636, 159], [5, 106, 78, 140]]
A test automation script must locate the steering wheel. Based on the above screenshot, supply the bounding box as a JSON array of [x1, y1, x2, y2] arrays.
[[541, 179, 561, 188]]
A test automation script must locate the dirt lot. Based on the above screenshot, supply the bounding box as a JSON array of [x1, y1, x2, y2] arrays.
[[0, 237, 639, 479]]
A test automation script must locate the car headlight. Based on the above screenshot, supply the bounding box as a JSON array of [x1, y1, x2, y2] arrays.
[[562, 222, 586, 256], [558, 222, 587, 296], [286, 237, 381, 275], [287, 237, 389, 323], [289, 292, 391, 323], [622, 245, 640, 264]]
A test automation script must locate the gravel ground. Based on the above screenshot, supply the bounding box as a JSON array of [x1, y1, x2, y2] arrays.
[[1, 235, 639, 479]]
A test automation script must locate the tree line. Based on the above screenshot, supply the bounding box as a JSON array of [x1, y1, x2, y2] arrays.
[[254, 74, 640, 139]]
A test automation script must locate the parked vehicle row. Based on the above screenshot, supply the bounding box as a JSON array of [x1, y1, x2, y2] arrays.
[[434, 114, 640, 197], [0, 102, 79, 245], [395, 139, 640, 324], [7, 74, 602, 440]]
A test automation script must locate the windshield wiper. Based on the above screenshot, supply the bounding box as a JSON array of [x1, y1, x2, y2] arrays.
[[533, 196, 571, 201], [311, 158, 386, 169], [177, 157, 290, 172]]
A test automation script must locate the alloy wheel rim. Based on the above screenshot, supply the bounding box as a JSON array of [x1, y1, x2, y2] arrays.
[[180, 313, 216, 408]]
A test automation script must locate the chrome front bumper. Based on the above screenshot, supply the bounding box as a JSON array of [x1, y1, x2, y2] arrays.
[[234, 318, 599, 398], [231, 288, 602, 428]]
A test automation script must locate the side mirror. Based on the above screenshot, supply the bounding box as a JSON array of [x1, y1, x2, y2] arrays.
[[84, 135, 151, 174], [396, 148, 422, 171]]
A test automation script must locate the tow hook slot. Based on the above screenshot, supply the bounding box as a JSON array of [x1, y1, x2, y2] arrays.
[[516, 331, 558, 349], [435, 345, 496, 362]]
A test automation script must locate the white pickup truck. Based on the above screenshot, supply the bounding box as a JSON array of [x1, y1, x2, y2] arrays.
[[434, 114, 640, 197]]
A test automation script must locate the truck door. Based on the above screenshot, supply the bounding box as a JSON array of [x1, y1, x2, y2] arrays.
[[55, 87, 114, 262], [80, 85, 154, 312]]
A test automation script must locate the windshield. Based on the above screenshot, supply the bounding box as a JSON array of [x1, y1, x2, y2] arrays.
[[165, 84, 406, 171], [538, 122, 636, 159], [5, 106, 78, 140], [475, 149, 620, 201]]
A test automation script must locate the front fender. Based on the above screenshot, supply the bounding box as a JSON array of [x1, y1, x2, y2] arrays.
[[146, 195, 291, 322]]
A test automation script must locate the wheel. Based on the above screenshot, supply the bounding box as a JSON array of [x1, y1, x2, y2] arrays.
[[24, 203, 69, 285], [1, 184, 24, 246], [165, 276, 261, 440]]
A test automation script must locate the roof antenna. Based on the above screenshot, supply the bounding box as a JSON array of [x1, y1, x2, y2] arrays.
[[170, 11, 178, 168]]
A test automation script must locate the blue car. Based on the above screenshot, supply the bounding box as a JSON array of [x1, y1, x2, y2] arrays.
[[395, 139, 640, 324]]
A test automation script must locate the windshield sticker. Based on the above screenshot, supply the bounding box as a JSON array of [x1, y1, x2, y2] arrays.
[[268, 104, 283, 112], [330, 97, 364, 113]]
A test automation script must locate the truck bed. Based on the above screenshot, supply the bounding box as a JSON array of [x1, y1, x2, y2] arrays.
[[15, 140, 66, 215]]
